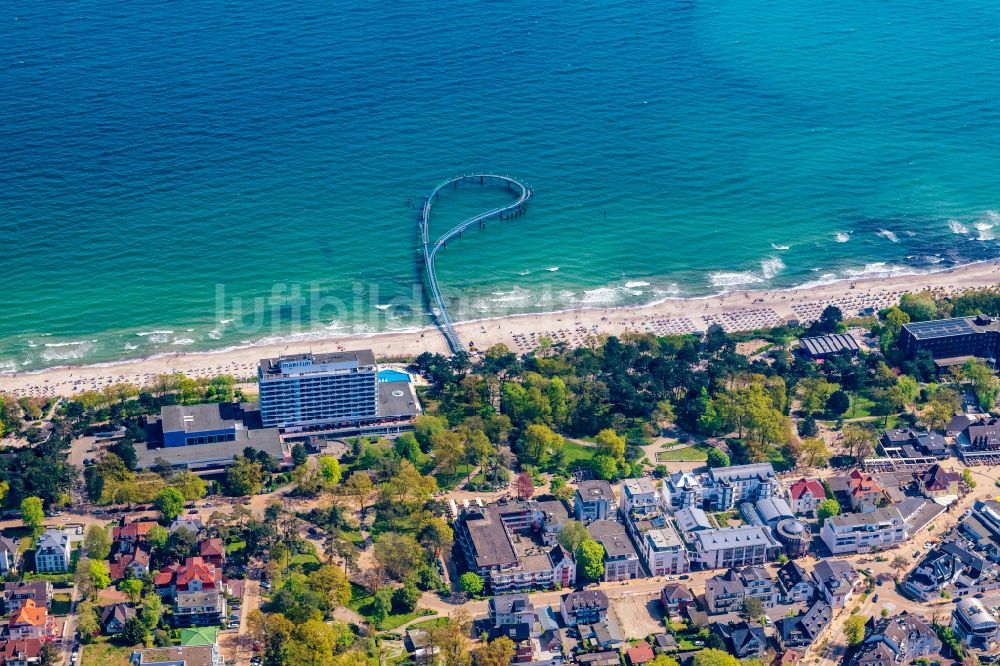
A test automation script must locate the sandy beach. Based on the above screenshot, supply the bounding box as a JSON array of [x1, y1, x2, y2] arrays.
[[3, 261, 999, 398]]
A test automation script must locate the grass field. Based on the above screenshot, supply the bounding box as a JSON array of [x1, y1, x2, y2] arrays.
[[407, 616, 447, 630], [655, 445, 708, 462], [83, 637, 132, 666], [348, 584, 434, 630], [561, 441, 597, 464]]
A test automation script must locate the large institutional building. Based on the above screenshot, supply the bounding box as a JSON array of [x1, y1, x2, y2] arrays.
[[899, 314, 1000, 363], [258, 351, 379, 429], [256, 350, 418, 434]]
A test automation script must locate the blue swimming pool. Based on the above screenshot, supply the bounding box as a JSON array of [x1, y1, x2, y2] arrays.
[[378, 369, 410, 383]]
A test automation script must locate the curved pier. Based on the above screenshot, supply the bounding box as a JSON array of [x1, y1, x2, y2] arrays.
[[420, 174, 532, 353]]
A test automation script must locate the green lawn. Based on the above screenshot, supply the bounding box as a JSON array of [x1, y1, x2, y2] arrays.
[[655, 445, 708, 462], [225, 540, 246, 554], [83, 636, 133, 666], [289, 553, 320, 567], [348, 583, 433, 630], [561, 441, 596, 464], [51, 593, 72, 615], [847, 393, 876, 418], [407, 616, 447, 630]]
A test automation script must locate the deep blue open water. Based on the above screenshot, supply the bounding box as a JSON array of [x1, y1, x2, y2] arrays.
[[2, 0, 1000, 371]]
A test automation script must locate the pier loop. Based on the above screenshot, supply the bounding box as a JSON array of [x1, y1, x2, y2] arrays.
[[420, 174, 532, 353]]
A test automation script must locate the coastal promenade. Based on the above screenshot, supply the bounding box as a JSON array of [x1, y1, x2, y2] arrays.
[[420, 174, 531, 353]]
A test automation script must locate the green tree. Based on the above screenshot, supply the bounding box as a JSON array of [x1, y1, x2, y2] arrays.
[[826, 390, 851, 417], [120, 579, 143, 604], [171, 471, 207, 501], [594, 429, 626, 462], [225, 455, 265, 496], [844, 614, 866, 646], [706, 448, 730, 469], [557, 520, 589, 554], [317, 456, 341, 489], [373, 533, 425, 581], [121, 615, 150, 646], [899, 292, 938, 322], [89, 559, 111, 591], [577, 538, 604, 581], [83, 525, 112, 560], [817, 499, 841, 525], [291, 443, 308, 468], [146, 524, 169, 552], [141, 592, 162, 629], [76, 600, 100, 643], [957, 359, 1000, 410], [391, 582, 421, 614], [475, 636, 516, 666], [692, 648, 740, 666], [741, 597, 764, 621], [651, 656, 681, 666], [154, 487, 185, 521], [591, 455, 619, 480], [799, 437, 831, 468], [521, 424, 564, 466], [370, 588, 392, 629], [962, 469, 977, 488], [344, 472, 373, 513], [460, 572, 484, 596], [20, 496, 45, 539]]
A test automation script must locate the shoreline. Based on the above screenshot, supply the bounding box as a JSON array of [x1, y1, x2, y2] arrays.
[[2, 259, 999, 398]]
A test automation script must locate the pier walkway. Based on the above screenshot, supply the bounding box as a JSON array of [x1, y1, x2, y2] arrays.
[[420, 174, 532, 353]]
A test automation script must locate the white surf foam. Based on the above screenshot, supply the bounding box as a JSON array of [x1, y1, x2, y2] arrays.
[[835, 232, 850, 243], [624, 281, 650, 288], [135, 330, 174, 337], [761, 257, 785, 279], [949, 220, 969, 234], [974, 221, 995, 241], [876, 229, 899, 243], [375, 304, 392, 310], [770, 243, 790, 250], [545, 266, 559, 272], [709, 272, 765, 288]]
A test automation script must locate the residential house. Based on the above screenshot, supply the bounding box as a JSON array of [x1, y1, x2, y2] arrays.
[[575, 480, 615, 524], [740, 565, 779, 609], [620, 478, 660, 518], [787, 479, 826, 517], [660, 583, 695, 618], [2, 582, 52, 614], [33, 530, 70, 573], [851, 640, 899, 666], [775, 561, 814, 604], [110, 548, 151, 581], [776, 600, 831, 649], [846, 470, 886, 513], [169, 517, 205, 536], [8, 600, 51, 641], [112, 520, 158, 552], [130, 645, 225, 666], [626, 642, 655, 666], [174, 590, 226, 628], [653, 632, 678, 654], [857, 612, 941, 664], [917, 464, 960, 499], [199, 539, 226, 568], [661, 472, 704, 510], [715, 621, 768, 659], [904, 541, 987, 601], [579, 619, 625, 651], [101, 603, 136, 634], [0, 639, 43, 666], [488, 594, 535, 628], [587, 520, 641, 581], [560, 590, 609, 627], [673, 507, 713, 536], [951, 598, 999, 651], [174, 557, 222, 595], [812, 560, 860, 608], [703, 463, 778, 511], [705, 569, 745, 615], [639, 524, 690, 577], [0, 537, 21, 575], [577, 652, 623, 666]]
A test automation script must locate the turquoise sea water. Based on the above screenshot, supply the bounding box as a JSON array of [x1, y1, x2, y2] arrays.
[[2, 0, 1000, 372]]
